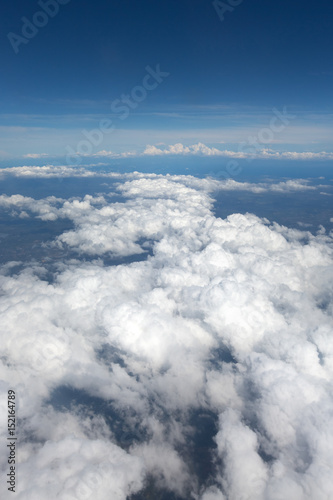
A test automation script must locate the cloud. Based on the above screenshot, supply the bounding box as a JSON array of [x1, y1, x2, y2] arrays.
[[142, 142, 247, 157], [0, 165, 111, 178], [92, 150, 137, 158], [213, 409, 268, 499], [3, 140, 333, 162], [204, 178, 317, 193], [279, 151, 333, 160], [142, 142, 227, 157], [17, 435, 145, 500], [140, 143, 333, 160], [1, 173, 333, 499], [0, 165, 322, 196], [0, 194, 63, 221], [2, 110, 333, 158], [23, 153, 49, 159], [0, 175, 320, 258]]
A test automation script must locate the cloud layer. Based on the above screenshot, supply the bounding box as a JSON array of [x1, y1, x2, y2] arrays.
[[3, 141, 333, 162], [141, 143, 333, 160], [0, 173, 333, 499]]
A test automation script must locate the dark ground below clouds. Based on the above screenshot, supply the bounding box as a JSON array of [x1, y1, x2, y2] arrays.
[[213, 189, 333, 233]]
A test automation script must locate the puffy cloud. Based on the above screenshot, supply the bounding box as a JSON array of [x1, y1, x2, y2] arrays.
[[142, 142, 247, 157], [0, 194, 63, 221], [48, 176, 322, 257], [0, 173, 323, 260], [17, 436, 145, 500], [5, 142, 333, 163], [214, 409, 268, 500], [142, 142, 228, 157], [131, 441, 192, 496], [0, 173, 333, 499], [0, 165, 103, 178], [141, 143, 333, 160]]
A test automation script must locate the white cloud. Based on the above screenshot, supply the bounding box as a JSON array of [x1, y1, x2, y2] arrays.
[[0, 194, 63, 221], [205, 178, 317, 193], [141, 143, 333, 160], [142, 142, 245, 157], [0, 174, 323, 259], [1, 173, 333, 499], [17, 436, 145, 500], [3, 139, 333, 162], [214, 409, 268, 500], [0, 166, 322, 194], [0, 165, 114, 178], [280, 151, 333, 160], [23, 153, 49, 159], [142, 142, 228, 157]]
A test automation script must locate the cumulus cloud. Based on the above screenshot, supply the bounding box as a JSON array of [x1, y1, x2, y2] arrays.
[[7, 142, 333, 162], [214, 409, 268, 499], [0, 174, 321, 258], [0, 163, 331, 204], [17, 436, 145, 500], [0, 173, 333, 499], [0, 165, 116, 178], [142, 142, 227, 157], [141, 143, 333, 160], [0, 194, 64, 221]]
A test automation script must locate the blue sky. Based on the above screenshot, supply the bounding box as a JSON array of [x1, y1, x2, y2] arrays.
[[1, 0, 333, 158]]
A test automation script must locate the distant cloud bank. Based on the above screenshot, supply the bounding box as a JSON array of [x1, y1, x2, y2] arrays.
[[141, 143, 333, 160], [15, 142, 333, 162]]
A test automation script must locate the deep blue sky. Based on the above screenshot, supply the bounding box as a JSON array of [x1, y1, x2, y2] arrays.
[[1, 0, 333, 157]]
